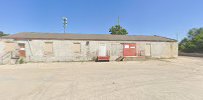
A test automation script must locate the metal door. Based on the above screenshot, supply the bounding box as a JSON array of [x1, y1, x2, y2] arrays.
[[98, 44, 107, 56], [145, 44, 151, 57], [123, 44, 136, 57], [18, 43, 26, 57]]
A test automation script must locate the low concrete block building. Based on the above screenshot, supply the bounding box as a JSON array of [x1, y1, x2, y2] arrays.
[[0, 32, 178, 63]]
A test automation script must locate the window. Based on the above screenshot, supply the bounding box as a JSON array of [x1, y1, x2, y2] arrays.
[[43, 42, 53, 56], [72, 43, 81, 53]]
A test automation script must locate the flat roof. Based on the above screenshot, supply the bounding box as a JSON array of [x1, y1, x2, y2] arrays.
[[3, 32, 177, 42]]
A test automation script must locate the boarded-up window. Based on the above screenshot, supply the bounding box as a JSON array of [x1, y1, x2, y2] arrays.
[[5, 42, 16, 52], [111, 44, 122, 56], [72, 43, 81, 53], [44, 42, 53, 56]]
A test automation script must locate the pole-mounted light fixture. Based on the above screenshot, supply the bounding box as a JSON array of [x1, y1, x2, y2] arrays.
[[62, 17, 68, 33]]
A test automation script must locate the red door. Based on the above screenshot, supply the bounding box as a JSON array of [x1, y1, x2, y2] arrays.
[[123, 44, 136, 57], [18, 43, 26, 57]]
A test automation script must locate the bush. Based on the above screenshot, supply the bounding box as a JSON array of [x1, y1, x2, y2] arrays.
[[19, 58, 24, 64]]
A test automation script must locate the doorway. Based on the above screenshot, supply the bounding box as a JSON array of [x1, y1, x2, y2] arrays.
[[98, 43, 107, 56], [18, 43, 26, 57], [145, 44, 151, 57], [123, 44, 136, 57]]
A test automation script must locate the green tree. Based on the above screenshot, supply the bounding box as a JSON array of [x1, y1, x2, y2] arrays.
[[0, 31, 9, 37], [179, 28, 203, 53], [109, 25, 128, 35]]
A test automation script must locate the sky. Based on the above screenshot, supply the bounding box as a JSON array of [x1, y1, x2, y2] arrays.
[[0, 0, 203, 41]]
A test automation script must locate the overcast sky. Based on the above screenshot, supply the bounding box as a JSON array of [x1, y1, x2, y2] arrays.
[[1, 0, 203, 41]]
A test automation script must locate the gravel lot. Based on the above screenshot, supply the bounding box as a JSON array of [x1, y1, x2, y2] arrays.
[[0, 56, 203, 100]]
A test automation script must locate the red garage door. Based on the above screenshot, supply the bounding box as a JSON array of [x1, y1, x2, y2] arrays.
[[123, 44, 136, 57]]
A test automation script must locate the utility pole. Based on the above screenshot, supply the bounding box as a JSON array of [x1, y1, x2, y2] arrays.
[[176, 33, 179, 42], [117, 16, 120, 25], [62, 17, 68, 33]]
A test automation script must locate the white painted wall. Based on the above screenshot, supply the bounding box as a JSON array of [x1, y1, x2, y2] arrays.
[[1, 39, 178, 62]]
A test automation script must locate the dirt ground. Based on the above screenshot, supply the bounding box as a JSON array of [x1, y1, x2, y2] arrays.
[[0, 56, 203, 100]]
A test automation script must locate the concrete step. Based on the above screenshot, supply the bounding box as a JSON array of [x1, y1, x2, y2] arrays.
[[123, 57, 146, 61], [115, 56, 124, 61], [10, 59, 19, 64]]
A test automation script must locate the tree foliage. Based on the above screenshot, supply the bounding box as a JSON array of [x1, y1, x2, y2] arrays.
[[109, 25, 128, 35], [179, 28, 203, 53], [0, 31, 9, 37]]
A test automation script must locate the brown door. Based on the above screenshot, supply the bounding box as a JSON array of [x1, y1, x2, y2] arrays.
[[123, 44, 136, 57], [18, 43, 26, 57]]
